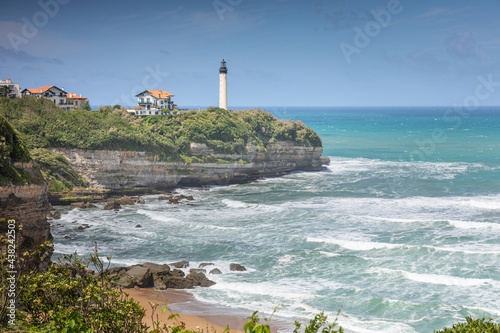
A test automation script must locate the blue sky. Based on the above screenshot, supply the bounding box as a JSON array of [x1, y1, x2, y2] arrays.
[[1, 0, 499, 107]]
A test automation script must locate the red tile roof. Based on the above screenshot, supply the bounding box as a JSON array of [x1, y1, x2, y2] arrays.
[[147, 90, 173, 99], [26, 85, 55, 94], [66, 93, 87, 99]]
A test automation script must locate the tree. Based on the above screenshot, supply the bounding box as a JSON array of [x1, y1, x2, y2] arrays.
[[81, 101, 91, 111], [0, 86, 13, 98]]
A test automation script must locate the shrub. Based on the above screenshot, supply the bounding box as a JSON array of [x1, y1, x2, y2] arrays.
[[293, 310, 344, 333], [0, 113, 41, 185], [18, 249, 148, 333], [435, 317, 500, 333], [31, 148, 88, 191]]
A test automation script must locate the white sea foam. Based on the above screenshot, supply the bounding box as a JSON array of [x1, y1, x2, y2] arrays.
[[467, 198, 500, 210], [360, 215, 434, 224], [307, 237, 403, 251], [137, 209, 182, 224], [337, 313, 417, 333], [277, 254, 297, 264], [427, 245, 500, 255], [319, 251, 341, 257], [463, 305, 500, 317], [374, 268, 498, 287], [308, 236, 500, 255], [325, 157, 487, 180], [208, 279, 320, 303], [448, 220, 500, 231], [222, 199, 250, 208]]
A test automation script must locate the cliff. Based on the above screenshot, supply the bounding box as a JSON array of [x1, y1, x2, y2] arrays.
[[1, 98, 329, 196], [51, 142, 328, 191], [0, 168, 53, 271], [0, 114, 52, 272]]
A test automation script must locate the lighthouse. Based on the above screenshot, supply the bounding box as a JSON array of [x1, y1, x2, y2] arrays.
[[219, 59, 228, 110]]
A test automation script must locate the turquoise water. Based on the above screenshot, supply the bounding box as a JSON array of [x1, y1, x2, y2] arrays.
[[52, 107, 500, 333]]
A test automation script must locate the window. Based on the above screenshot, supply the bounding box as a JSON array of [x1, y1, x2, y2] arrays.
[[141, 98, 144, 103]]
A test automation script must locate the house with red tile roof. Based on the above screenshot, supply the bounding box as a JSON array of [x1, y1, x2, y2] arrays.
[[136, 89, 174, 112], [65, 92, 89, 110], [21, 85, 89, 111]]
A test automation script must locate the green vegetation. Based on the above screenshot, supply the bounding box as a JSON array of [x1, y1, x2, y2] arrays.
[[0, 86, 13, 98], [0, 113, 41, 185], [293, 311, 343, 333], [30, 148, 88, 192], [0, 96, 321, 162], [434, 317, 500, 333], [0, 111, 88, 188], [0, 242, 147, 332]]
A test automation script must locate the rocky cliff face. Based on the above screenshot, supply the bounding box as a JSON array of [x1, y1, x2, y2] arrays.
[[51, 142, 327, 191], [0, 162, 53, 272]]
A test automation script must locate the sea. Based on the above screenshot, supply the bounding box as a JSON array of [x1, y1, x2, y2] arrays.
[[51, 107, 500, 333]]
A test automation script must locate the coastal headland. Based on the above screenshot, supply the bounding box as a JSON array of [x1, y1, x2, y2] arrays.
[[1, 97, 329, 203], [0, 97, 331, 331]]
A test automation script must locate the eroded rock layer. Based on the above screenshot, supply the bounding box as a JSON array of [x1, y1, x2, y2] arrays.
[[52, 142, 327, 191]]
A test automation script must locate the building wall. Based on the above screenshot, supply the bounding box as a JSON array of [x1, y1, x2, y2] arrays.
[[0, 78, 22, 97], [40, 87, 67, 107]]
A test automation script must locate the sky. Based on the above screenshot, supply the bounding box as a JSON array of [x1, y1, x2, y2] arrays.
[[1, 0, 500, 108]]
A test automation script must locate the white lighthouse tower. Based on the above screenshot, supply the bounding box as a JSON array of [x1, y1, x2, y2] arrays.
[[219, 59, 228, 110]]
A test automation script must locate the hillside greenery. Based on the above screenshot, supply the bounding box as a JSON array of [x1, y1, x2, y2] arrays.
[[434, 317, 500, 333], [30, 148, 89, 192], [0, 113, 42, 185], [0, 96, 322, 162]]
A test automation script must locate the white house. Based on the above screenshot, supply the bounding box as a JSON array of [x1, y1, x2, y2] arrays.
[[0, 78, 21, 98], [136, 90, 174, 111], [66, 92, 89, 110], [21, 85, 88, 111]]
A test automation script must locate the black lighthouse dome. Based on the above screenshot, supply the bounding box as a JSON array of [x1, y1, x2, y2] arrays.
[[219, 59, 228, 74]]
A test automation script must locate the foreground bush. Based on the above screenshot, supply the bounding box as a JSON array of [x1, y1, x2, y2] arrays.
[[17, 250, 148, 332], [434, 317, 500, 333]]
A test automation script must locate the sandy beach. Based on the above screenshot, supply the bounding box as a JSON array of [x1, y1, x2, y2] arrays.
[[125, 288, 296, 333], [125, 288, 247, 333]]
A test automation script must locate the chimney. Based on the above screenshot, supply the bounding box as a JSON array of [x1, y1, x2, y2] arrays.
[[62, 87, 64, 91]]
